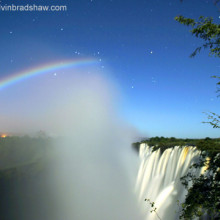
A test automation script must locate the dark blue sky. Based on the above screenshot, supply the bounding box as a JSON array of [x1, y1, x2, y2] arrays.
[[0, 0, 220, 138]]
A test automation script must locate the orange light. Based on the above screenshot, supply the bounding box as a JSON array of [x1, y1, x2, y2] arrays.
[[1, 134, 7, 138]]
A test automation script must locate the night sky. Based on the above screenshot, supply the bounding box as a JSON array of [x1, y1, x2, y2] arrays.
[[0, 0, 220, 138]]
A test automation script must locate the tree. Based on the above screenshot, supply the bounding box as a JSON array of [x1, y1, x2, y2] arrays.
[[175, 14, 220, 219], [174, 14, 220, 128], [179, 140, 220, 219]]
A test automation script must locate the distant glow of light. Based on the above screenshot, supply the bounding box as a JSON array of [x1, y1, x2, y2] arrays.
[[1, 134, 7, 138]]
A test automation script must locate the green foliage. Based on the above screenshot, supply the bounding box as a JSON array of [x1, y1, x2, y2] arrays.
[[203, 112, 220, 128], [180, 139, 220, 219], [180, 152, 220, 219], [132, 142, 141, 153], [135, 137, 220, 153], [175, 16, 220, 57], [175, 13, 220, 219], [175, 14, 220, 129], [212, 75, 220, 97], [145, 198, 162, 220], [149, 137, 192, 153], [174, 14, 220, 127]]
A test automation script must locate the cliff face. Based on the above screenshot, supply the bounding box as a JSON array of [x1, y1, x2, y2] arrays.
[[0, 136, 59, 220]]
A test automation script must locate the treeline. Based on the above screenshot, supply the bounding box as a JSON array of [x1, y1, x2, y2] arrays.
[[132, 136, 220, 153], [0, 135, 53, 169]]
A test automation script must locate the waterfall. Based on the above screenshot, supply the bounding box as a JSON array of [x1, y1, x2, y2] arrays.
[[136, 143, 202, 220]]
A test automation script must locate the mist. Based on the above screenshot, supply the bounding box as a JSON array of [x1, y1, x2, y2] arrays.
[[49, 70, 143, 220], [0, 67, 144, 220]]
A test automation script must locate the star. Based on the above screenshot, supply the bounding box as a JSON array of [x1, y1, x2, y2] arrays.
[[151, 77, 157, 84]]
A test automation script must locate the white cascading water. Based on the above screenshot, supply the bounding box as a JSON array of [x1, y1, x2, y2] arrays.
[[136, 143, 202, 220]]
